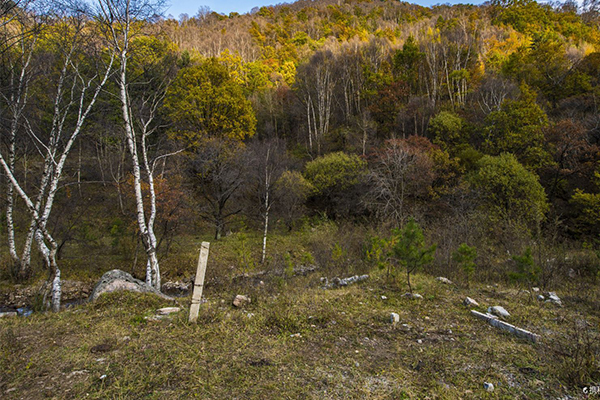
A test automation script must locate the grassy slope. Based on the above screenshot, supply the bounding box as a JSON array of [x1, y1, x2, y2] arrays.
[[1, 269, 598, 399]]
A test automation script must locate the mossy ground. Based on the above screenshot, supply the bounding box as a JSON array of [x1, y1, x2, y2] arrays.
[[1, 266, 598, 399]]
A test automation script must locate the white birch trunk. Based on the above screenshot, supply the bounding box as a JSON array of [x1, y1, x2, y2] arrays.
[[117, 47, 161, 289], [4, 39, 35, 277], [261, 169, 270, 265]]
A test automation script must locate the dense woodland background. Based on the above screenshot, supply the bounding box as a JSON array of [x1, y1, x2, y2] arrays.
[[2, 0, 600, 301]]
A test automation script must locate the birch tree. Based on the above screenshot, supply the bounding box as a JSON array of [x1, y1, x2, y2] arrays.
[[296, 49, 336, 156], [0, 3, 38, 279], [97, 0, 174, 289], [248, 139, 285, 264], [0, 2, 114, 309]]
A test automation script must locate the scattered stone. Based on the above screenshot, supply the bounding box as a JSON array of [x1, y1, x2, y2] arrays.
[[487, 306, 510, 318], [417, 339, 423, 344], [232, 270, 267, 283], [233, 295, 251, 308], [99, 374, 107, 380], [0, 311, 17, 318], [161, 281, 190, 296], [381, 295, 388, 300], [157, 307, 180, 315], [484, 382, 494, 392], [435, 277, 453, 285], [67, 370, 89, 379], [532, 287, 540, 292], [463, 297, 480, 307], [322, 274, 369, 289], [537, 295, 545, 301], [403, 293, 423, 300], [545, 292, 562, 306], [89, 270, 172, 302], [290, 333, 302, 338], [293, 264, 318, 276], [390, 312, 400, 324]]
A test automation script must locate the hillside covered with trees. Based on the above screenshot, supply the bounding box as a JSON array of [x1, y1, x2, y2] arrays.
[[1, 0, 600, 396]]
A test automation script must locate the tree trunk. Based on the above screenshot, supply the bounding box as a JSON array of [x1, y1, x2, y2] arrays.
[[117, 48, 161, 290], [261, 193, 269, 264]]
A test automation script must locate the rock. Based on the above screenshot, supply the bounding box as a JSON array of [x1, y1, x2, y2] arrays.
[[157, 307, 180, 315], [233, 295, 251, 308], [67, 370, 89, 378], [435, 277, 453, 285], [390, 312, 400, 324], [0, 311, 17, 318], [463, 297, 480, 307], [161, 281, 190, 295], [532, 287, 540, 292], [89, 269, 172, 302], [381, 295, 388, 300], [417, 339, 423, 344], [487, 306, 510, 318], [403, 293, 423, 300], [545, 292, 562, 306], [537, 295, 545, 301], [324, 274, 369, 289], [484, 382, 494, 392], [293, 264, 318, 276]]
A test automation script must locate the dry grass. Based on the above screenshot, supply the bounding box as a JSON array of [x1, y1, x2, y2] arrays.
[[1, 267, 598, 399]]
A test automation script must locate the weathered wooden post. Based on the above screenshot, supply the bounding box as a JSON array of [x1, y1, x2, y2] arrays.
[[189, 242, 210, 323]]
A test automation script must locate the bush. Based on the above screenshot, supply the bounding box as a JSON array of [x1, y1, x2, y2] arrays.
[[304, 151, 367, 195], [469, 153, 548, 228], [452, 243, 477, 287]]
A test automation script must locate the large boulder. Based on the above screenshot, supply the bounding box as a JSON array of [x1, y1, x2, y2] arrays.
[[89, 270, 173, 302]]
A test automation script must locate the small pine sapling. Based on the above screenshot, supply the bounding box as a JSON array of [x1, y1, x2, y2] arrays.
[[510, 247, 541, 295], [390, 219, 437, 293], [366, 236, 392, 280], [452, 243, 477, 288]]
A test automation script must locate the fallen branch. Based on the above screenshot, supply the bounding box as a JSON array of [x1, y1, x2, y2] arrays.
[[471, 310, 540, 343]]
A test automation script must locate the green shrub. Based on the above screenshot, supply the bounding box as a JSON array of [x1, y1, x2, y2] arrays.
[[469, 153, 548, 228], [452, 243, 477, 287]]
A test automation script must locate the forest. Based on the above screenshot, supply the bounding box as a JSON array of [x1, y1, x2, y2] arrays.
[[0, 0, 600, 397], [3, 0, 600, 305]]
